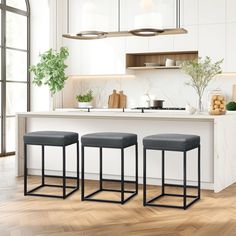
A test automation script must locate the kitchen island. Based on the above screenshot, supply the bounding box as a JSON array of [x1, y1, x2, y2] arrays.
[[16, 109, 236, 193]]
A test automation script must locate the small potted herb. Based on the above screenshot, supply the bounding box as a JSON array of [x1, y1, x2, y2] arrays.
[[76, 90, 93, 108]]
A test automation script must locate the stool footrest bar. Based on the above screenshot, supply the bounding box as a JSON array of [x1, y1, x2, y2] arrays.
[[164, 183, 199, 189]]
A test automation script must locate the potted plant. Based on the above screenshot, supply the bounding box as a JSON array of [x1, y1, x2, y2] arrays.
[[181, 56, 223, 112], [29, 47, 69, 109], [76, 90, 93, 108]]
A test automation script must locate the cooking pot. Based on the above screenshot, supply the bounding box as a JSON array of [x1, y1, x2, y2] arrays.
[[150, 100, 165, 108]]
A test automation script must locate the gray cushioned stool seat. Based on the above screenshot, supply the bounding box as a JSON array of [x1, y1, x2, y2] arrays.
[[81, 132, 137, 148], [143, 133, 200, 151], [24, 131, 78, 146]]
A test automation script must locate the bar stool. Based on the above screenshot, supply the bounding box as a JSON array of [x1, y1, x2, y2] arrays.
[[24, 131, 79, 199], [143, 133, 200, 210], [81, 132, 138, 204]]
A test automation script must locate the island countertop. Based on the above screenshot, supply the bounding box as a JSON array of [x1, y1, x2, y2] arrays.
[[16, 109, 227, 121], [16, 110, 236, 193]]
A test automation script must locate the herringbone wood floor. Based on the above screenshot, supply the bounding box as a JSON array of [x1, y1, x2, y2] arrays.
[[1, 157, 236, 236]]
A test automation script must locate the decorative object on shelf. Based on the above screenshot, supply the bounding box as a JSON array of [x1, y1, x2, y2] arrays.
[[208, 89, 226, 115], [63, 0, 187, 40], [108, 90, 120, 108], [165, 58, 175, 67], [76, 90, 93, 108], [119, 91, 127, 108], [185, 103, 197, 115], [226, 101, 236, 111], [29, 47, 69, 95], [181, 56, 223, 113]]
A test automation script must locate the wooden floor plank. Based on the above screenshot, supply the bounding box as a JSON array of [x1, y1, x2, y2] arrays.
[[1, 156, 236, 236]]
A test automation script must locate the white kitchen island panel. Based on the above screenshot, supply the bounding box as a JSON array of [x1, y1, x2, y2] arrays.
[[16, 111, 236, 193]]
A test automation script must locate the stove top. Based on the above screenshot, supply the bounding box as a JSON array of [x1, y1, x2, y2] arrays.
[[134, 107, 186, 110]]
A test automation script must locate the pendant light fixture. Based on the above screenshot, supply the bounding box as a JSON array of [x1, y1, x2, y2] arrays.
[[63, 0, 186, 40]]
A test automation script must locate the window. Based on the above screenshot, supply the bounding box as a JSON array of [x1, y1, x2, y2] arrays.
[[0, 0, 30, 156]]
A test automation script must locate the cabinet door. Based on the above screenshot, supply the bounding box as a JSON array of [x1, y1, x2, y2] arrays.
[[182, 0, 198, 26], [199, 0, 225, 25], [149, 36, 174, 52], [80, 38, 126, 75], [226, 23, 236, 72], [174, 25, 198, 51], [69, 0, 118, 33], [199, 24, 226, 70], [226, 0, 236, 23], [67, 0, 125, 75]]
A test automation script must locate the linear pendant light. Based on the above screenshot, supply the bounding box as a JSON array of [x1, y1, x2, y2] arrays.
[[63, 0, 187, 40]]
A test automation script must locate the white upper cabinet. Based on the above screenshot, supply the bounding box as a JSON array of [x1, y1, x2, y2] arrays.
[[226, 0, 236, 23], [69, 0, 118, 33], [226, 23, 236, 72], [199, 0, 225, 25], [199, 24, 226, 70], [67, 0, 125, 75], [182, 0, 198, 26], [149, 36, 174, 52], [173, 25, 198, 51]]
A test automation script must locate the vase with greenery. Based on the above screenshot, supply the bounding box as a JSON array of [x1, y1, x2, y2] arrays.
[[29, 47, 69, 109], [181, 56, 223, 112], [76, 90, 93, 108]]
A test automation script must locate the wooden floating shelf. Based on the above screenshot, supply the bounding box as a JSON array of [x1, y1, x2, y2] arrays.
[[127, 66, 181, 70], [126, 51, 198, 71]]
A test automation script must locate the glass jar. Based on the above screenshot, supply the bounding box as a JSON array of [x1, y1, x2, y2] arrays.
[[208, 89, 226, 115]]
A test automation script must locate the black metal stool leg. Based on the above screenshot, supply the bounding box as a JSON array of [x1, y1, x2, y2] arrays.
[[63, 146, 66, 199], [42, 145, 45, 186], [143, 148, 147, 206], [24, 143, 27, 196], [183, 151, 187, 209], [81, 145, 85, 201], [135, 143, 138, 194], [162, 150, 165, 195], [77, 141, 80, 189], [100, 147, 103, 190], [121, 148, 124, 204], [198, 145, 201, 199]]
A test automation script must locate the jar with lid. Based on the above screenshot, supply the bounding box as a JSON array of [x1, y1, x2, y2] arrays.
[[208, 89, 226, 115]]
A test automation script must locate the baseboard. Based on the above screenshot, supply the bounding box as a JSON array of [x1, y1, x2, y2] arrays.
[[28, 168, 214, 190]]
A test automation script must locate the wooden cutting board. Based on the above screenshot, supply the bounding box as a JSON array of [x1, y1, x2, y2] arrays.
[[108, 90, 120, 108], [119, 91, 127, 108]]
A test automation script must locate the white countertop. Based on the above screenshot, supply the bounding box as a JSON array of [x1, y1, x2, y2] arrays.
[[15, 108, 236, 121]]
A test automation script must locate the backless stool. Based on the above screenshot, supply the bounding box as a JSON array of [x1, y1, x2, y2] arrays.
[[143, 133, 200, 210], [81, 132, 138, 204], [24, 131, 79, 199]]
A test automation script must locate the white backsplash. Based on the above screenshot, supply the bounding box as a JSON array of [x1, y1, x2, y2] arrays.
[[63, 71, 236, 110]]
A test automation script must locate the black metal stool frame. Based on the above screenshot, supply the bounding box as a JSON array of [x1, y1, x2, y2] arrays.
[[81, 143, 138, 204], [24, 141, 80, 199], [143, 145, 200, 210]]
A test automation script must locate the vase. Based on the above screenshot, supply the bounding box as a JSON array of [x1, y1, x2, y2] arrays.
[[198, 96, 204, 113]]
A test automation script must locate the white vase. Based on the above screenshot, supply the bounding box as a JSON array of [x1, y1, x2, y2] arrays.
[[78, 102, 92, 108]]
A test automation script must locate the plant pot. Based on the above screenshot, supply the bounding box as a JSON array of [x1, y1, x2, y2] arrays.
[[77, 102, 92, 108]]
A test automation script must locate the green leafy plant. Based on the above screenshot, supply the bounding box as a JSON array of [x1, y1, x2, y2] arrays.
[[181, 56, 223, 111], [76, 90, 93, 102], [29, 47, 69, 95], [226, 101, 236, 111]]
